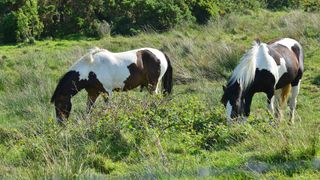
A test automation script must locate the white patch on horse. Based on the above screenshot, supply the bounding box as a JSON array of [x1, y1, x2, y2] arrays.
[[256, 43, 287, 84], [278, 57, 288, 79], [275, 38, 297, 50], [267, 96, 275, 114], [289, 81, 301, 122]]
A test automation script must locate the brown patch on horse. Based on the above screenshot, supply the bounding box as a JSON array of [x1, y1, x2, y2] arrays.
[[85, 72, 106, 94], [85, 72, 107, 112], [267, 45, 281, 65], [141, 50, 161, 90], [123, 50, 161, 91], [269, 44, 300, 89]]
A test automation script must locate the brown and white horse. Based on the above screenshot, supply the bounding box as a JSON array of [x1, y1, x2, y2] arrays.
[[221, 38, 304, 124], [51, 47, 173, 123]]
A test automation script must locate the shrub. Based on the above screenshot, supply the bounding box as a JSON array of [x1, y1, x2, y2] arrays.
[[264, 0, 299, 10], [91, 20, 111, 38], [104, 0, 195, 35], [0, 12, 17, 43], [0, 0, 43, 43], [188, 0, 220, 24], [217, 0, 263, 14], [302, 0, 320, 12]]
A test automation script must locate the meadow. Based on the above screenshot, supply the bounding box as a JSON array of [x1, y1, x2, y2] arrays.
[[0, 10, 319, 179]]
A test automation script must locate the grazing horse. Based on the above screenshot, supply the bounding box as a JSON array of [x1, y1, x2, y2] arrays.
[[221, 38, 304, 123], [51, 47, 173, 123]]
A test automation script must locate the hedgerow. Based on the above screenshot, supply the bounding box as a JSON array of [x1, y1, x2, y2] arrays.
[[1, 0, 319, 43]]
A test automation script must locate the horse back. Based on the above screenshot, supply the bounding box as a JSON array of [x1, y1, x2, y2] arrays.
[[267, 38, 303, 89]]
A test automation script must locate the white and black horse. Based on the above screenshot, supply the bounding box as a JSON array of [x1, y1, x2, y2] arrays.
[[221, 38, 304, 123], [51, 47, 173, 123]]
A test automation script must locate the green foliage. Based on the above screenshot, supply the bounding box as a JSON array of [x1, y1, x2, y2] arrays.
[[188, 0, 220, 24], [38, 0, 105, 37], [0, 0, 318, 41], [15, 0, 43, 42], [264, 0, 301, 10], [217, 0, 263, 14], [104, 0, 194, 35], [0, 0, 43, 43], [0, 12, 17, 43], [302, 0, 320, 12]]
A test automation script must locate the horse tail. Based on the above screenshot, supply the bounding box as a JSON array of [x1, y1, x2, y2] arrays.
[[280, 84, 292, 107], [162, 53, 173, 94], [291, 41, 304, 73]]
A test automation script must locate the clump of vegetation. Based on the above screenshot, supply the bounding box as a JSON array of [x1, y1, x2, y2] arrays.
[[2, 0, 320, 42]]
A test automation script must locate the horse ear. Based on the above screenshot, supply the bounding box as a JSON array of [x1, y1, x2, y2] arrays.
[[255, 37, 261, 45], [222, 85, 226, 91]]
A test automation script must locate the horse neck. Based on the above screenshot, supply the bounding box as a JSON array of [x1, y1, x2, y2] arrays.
[[52, 71, 86, 103], [230, 42, 261, 92], [226, 81, 242, 101]]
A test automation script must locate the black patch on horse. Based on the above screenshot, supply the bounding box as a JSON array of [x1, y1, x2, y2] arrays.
[[51, 70, 106, 122], [51, 71, 81, 103]]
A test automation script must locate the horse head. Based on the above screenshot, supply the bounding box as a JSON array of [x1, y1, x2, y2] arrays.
[[52, 95, 72, 123], [221, 82, 245, 122], [51, 71, 82, 123]]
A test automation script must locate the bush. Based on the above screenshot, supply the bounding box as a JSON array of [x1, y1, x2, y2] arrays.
[[302, 0, 320, 12], [104, 0, 195, 35], [0, 0, 318, 41], [264, 0, 301, 10], [217, 0, 263, 14], [188, 0, 220, 24], [0, 13, 17, 43], [0, 0, 43, 43], [91, 20, 111, 38]]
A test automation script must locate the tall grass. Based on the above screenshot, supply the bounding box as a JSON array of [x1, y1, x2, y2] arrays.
[[0, 10, 319, 178]]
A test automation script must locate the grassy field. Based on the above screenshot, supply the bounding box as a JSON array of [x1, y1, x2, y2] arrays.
[[0, 10, 319, 179]]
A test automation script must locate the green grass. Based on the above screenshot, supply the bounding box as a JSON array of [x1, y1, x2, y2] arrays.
[[0, 10, 319, 179]]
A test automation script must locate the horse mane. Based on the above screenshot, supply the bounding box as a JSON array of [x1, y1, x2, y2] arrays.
[[83, 47, 108, 63], [228, 40, 260, 90]]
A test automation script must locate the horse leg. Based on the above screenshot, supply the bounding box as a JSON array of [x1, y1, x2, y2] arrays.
[[266, 89, 275, 115], [155, 82, 161, 94], [271, 89, 283, 121], [101, 92, 109, 105], [103, 88, 113, 107], [147, 81, 158, 94], [86, 89, 100, 113], [140, 85, 145, 92], [244, 93, 254, 121], [289, 81, 301, 124]]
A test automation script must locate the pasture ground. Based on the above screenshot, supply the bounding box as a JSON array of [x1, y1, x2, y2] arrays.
[[0, 10, 319, 179]]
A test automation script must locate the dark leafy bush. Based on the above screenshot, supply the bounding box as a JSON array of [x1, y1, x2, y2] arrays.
[[104, 0, 195, 35], [302, 0, 320, 12], [217, 0, 263, 14], [38, 0, 104, 37], [0, 0, 43, 43], [188, 0, 220, 24], [0, 0, 317, 41], [0, 13, 17, 43]]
